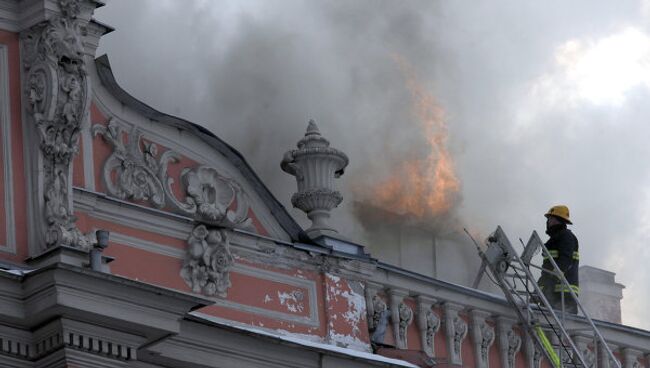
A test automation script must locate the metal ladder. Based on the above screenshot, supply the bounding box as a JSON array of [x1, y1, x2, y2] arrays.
[[470, 226, 621, 368]]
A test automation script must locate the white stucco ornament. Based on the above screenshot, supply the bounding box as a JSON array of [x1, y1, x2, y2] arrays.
[[22, 0, 94, 251], [281, 120, 348, 236]]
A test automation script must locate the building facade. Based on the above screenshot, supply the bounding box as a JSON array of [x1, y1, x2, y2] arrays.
[[0, 1, 648, 367]]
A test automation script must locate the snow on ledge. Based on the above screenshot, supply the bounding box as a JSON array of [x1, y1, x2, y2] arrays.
[[190, 312, 419, 368], [0, 267, 33, 276]]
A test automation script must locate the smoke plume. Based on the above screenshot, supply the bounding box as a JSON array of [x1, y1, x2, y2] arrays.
[[96, 0, 650, 329]]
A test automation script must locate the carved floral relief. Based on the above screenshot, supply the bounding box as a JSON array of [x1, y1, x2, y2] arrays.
[[533, 347, 543, 368], [173, 166, 253, 229], [181, 225, 234, 297], [479, 323, 495, 366], [425, 309, 441, 349], [505, 330, 522, 368], [92, 120, 255, 231], [453, 316, 468, 356], [444, 305, 468, 366], [21, 0, 93, 250], [524, 335, 542, 368], [369, 294, 390, 344], [371, 295, 388, 330], [583, 347, 596, 367], [92, 119, 258, 297], [397, 302, 414, 345], [92, 119, 165, 207]]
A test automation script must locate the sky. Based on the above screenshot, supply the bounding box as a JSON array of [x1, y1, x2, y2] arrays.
[[94, 0, 650, 330]]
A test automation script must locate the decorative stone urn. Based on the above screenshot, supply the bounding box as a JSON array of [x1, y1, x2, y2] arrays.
[[281, 120, 349, 237]]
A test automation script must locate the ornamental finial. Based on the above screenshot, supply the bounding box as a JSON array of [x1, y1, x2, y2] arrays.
[[281, 120, 349, 237]]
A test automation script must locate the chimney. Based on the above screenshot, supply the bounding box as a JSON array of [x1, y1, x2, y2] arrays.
[[579, 266, 625, 324]]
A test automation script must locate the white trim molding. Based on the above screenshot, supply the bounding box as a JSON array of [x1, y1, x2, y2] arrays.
[[0, 1, 19, 33], [105, 230, 320, 327], [0, 43, 16, 254], [90, 93, 291, 242], [80, 112, 95, 191]]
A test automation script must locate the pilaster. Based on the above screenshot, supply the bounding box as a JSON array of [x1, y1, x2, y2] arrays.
[[470, 310, 494, 368], [389, 288, 412, 349], [365, 282, 386, 343], [443, 302, 467, 366], [572, 335, 595, 367], [416, 295, 440, 358], [497, 317, 521, 368], [621, 347, 643, 368], [597, 340, 619, 368], [523, 333, 542, 368], [20, 0, 100, 258]]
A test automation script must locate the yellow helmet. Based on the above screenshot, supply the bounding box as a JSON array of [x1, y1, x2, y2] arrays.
[[545, 205, 572, 224]]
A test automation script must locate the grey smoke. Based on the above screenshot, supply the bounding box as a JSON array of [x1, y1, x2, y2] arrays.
[[96, 0, 650, 329]]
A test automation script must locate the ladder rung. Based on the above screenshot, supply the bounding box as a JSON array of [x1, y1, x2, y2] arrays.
[[476, 227, 621, 368], [503, 272, 520, 277], [565, 328, 594, 334], [535, 323, 559, 329], [514, 289, 533, 294], [509, 264, 528, 272]]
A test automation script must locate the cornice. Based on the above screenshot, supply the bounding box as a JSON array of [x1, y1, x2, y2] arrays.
[[18, 263, 212, 338]]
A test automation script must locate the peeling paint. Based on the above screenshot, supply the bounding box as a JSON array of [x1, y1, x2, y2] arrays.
[[276, 329, 325, 343], [323, 274, 371, 352], [327, 274, 341, 283], [329, 331, 372, 352], [277, 290, 305, 313], [294, 269, 307, 279], [340, 288, 366, 336], [192, 314, 413, 367]]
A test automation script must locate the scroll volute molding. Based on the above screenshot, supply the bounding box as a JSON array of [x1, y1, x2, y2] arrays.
[[523, 333, 542, 368], [573, 335, 597, 367], [470, 310, 495, 368], [365, 284, 391, 345], [21, 0, 97, 254], [497, 317, 521, 368], [92, 119, 255, 232], [443, 302, 468, 366], [621, 348, 643, 368], [416, 296, 440, 358], [389, 289, 412, 350]]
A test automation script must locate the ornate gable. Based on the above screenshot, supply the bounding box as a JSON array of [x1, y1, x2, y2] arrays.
[[76, 55, 302, 243]]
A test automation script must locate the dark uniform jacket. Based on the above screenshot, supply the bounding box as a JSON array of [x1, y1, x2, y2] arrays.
[[539, 225, 580, 295]]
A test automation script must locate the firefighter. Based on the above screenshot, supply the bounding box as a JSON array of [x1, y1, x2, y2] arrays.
[[538, 205, 579, 314]]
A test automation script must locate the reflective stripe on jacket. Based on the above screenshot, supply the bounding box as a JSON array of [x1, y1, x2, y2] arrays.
[[543, 250, 579, 260], [540, 226, 580, 295]]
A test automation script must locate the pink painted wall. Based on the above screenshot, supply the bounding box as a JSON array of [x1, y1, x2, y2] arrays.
[[70, 100, 382, 342], [488, 321, 501, 368], [76, 210, 334, 337], [433, 305, 448, 359], [403, 298, 422, 351], [88, 102, 269, 235], [72, 137, 85, 188], [0, 30, 28, 263], [459, 313, 475, 367], [324, 273, 370, 346]]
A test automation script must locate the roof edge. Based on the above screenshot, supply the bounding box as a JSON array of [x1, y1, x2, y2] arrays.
[[93, 54, 305, 242]]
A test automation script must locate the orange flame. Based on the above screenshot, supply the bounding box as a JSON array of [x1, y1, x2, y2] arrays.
[[371, 57, 460, 218]]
